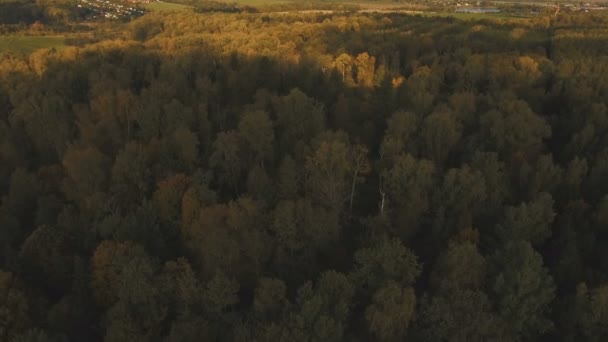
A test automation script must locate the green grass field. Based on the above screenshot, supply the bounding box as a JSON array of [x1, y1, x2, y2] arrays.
[[428, 12, 534, 20], [228, 0, 291, 5], [0, 35, 65, 54], [144, 1, 192, 11]]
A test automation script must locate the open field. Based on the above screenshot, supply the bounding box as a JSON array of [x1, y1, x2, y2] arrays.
[[423, 11, 537, 20], [144, 1, 192, 11], [213, 0, 543, 18], [0, 35, 65, 54], [228, 0, 291, 5]]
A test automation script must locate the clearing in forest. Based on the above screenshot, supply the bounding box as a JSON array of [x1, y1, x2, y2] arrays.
[[0, 35, 65, 54]]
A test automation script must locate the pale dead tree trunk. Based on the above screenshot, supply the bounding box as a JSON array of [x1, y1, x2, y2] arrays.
[[378, 151, 386, 216], [378, 176, 386, 216], [350, 168, 359, 214]]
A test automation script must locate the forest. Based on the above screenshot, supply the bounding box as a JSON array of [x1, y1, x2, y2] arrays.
[[1, 3, 608, 341]]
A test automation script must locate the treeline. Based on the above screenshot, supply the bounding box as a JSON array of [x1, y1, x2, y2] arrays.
[[0, 1, 45, 25], [1, 10, 608, 342], [0, 0, 88, 31], [168, 0, 360, 14]]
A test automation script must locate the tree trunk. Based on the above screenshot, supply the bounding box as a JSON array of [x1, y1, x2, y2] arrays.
[[350, 170, 358, 213]]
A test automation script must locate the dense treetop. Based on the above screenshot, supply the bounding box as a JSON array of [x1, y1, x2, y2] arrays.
[[1, 6, 608, 341]]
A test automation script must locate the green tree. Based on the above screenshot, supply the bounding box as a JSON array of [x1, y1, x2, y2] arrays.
[[183, 198, 269, 282], [2, 168, 39, 245], [165, 316, 211, 342], [111, 142, 151, 209], [157, 258, 202, 318], [421, 107, 462, 166], [470, 151, 510, 216], [432, 165, 487, 242], [479, 98, 551, 158], [380, 110, 419, 159], [172, 125, 200, 170], [254, 277, 288, 320], [305, 136, 351, 211], [153, 173, 190, 230], [238, 110, 274, 166], [430, 240, 486, 293], [270, 198, 341, 280], [277, 155, 299, 200], [496, 192, 555, 245], [404, 66, 440, 114], [274, 89, 325, 156], [568, 283, 608, 342], [11, 329, 54, 342], [91, 241, 149, 308], [417, 289, 506, 342], [290, 271, 355, 342], [104, 249, 166, 342], [209, 131, 244, 193], [352, 236, 421, 293], [246, 165, 275, 205], [0, 271, 31, 341], [203, 271, 239, 314], [490, 241, 556, 340], [380, 154, 435, 238], [61, 146, 110, 202], [19, 224, 72, 294], [5, 168, 39, 222], [365, 282, 416, 342], [516, 154, 563, 200]]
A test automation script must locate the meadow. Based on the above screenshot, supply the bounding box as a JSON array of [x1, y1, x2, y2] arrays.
[[144, 1, 193, 11], [0, 35, 65, 54]]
